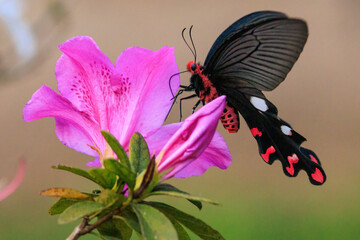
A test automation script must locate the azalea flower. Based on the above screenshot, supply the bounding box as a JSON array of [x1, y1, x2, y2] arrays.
[[23, 36, 231, 178], [0, 159, 26, 201], [151, 96, 230, 179]]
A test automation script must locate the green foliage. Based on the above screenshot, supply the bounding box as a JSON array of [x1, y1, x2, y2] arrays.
[[88, 169, 117, 189], [151, 183, 204, 210], [101, 131, 131, 169], [103, 159, 136, 189], [52, 165, 94, 181], [97, 215, 132, 240], [132, 203, 178, 240], [58, 201, 105, 224], [98, 189, 126, 209], [148, 202, 225, 240], [129, 132, 150, 175], [48, 198, 82, 216], [43, 131, 223, 239]]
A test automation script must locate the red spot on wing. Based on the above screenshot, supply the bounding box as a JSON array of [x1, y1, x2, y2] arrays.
[[286, 154, 299, 175], [311, 168, 324, 183], [261, 146, 276, 163], [250, 128, 262, 137], [309, 154, 319, 164]]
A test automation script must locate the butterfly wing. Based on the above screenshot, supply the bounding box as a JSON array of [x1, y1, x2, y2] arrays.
[[203, 11, 326, 184], [204, 11, 308, 91], [223, 87, 326, 185]]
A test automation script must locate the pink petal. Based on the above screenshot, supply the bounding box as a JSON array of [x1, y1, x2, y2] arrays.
[[0, 159, 26, 201], [110, 46, 179, 148], [56, 36, 114, 131], [146, 122, 182, 154], [146, 123, 231, 178], [172, 131, 232, 178], [23, 85, 103, 156], [156, 96, 228, 178], [86, 156, 101, 167]]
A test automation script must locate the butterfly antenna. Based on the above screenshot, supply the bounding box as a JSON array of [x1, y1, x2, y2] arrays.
[[189, 25, 197, 62], [169, 70, 187, 98], [182, 27, 196, 60]]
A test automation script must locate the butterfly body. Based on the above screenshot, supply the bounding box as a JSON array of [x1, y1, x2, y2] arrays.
[[187, 61, 240, 133], [184, 11, 326, 185]]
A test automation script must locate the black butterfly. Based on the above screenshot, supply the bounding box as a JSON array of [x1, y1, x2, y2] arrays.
[[177, 11, 326, 185]]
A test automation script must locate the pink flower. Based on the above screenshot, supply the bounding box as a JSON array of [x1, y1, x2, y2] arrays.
[[23, 36, 231, 178], [150, 96, 230, 179], [0, 159, 26, 201]]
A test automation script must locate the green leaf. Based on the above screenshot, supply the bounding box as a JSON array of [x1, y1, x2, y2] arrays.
[[132, 203, 178, 240], [151, 183, 219, 208], [103, 159, 135, 189], [58, 201, 105, 224], [101, 131, 131, 169], [113, 217, 133, 240], [165, 214, 191, 240], [90, 232, 123, 240], [52, 165, 97, 183], [151, 183, 202, 210], [147, 202, 225, 240], [41, 187, 91, 199], [97, 217, 132, 240], [98, 189, 126, 209], [129, 132, 150, 175], [115, 208, 141, 236], [48, 198, 82, 216], [88, 168, 117, 189]]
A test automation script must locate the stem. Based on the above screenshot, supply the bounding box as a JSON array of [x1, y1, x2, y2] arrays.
[[66, 218, 88, 240], [66, 198, 132, 240]]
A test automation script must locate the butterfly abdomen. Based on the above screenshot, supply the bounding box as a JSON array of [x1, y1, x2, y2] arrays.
[[220, 103, 240, 133], [187, 61, 240, 133]]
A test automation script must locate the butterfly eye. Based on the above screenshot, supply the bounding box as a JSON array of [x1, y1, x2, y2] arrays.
[[191, 63, 197, 71]]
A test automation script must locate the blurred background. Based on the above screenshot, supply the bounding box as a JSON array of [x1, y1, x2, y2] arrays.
[[0, 0, 359, 239]]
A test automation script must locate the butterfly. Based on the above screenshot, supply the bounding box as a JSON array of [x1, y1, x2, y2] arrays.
[[176, 11, 326, 185]]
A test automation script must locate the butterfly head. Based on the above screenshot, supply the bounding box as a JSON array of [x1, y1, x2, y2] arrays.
[[186, 61, 197, 73], [187, 61, 204, 75]]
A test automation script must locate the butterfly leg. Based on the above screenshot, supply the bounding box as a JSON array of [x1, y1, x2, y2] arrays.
[[179, 94, 197, 121], [192, 100, 202, 113]]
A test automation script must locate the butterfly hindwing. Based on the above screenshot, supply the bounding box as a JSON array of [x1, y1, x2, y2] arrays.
[[223, 87, 326, 185]]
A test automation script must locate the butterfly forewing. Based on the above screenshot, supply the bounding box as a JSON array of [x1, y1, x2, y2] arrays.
[[205, 12, 308, 91]]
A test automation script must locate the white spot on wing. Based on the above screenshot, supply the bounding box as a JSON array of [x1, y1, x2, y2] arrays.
[[281, 125, 292, 136], [250, 97, 268, 112]]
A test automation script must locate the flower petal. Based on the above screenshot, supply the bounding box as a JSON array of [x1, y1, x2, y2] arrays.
[[146, 122, 182, 154], [146, 122, 231, 178], [23, 85, 103, 156], [172, 131, 232, 178], [56, 36, 114, 130], [86, 156, 101, 167], [0, 159, 26, 201], [156, 96, 228, 178], [110, 46, 180, 147]]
